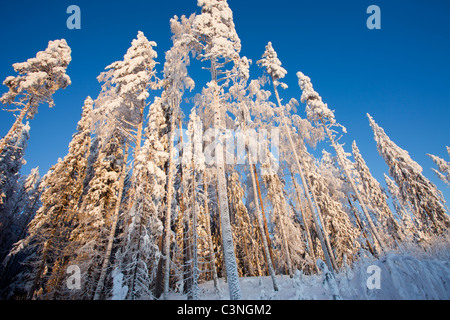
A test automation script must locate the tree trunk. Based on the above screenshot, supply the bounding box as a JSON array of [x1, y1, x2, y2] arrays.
[[253, 164, 276, 269], [291, 172, 317, 273], [210, 60, 242, 300], [162, 112, 177, 300], [201, 181, 220, 294]]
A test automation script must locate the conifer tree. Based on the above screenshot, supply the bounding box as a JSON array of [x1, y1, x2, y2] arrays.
[[427, 147, 450, 186], [6, 97, 93, 299], [258, 42, 336, 272], [0, 40, 72, 155], [368, 114, 450, 235], [192, 0, 248, 300], [160, 14, 196, 300], [297, 72, 387, 253], [352, 141, 405, 246], [0, 123, 30, 262]]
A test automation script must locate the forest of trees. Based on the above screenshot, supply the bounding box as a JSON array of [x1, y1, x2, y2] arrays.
[[0, 0, 449, 300]]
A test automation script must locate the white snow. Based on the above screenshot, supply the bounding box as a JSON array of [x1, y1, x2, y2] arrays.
[[167, 246, 450, 300]]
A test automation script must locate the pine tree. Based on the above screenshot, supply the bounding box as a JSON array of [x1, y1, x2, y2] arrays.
[[192, 0, 247, 300], [257, 42, 336, 272], [352, 141, 405, 246], [6, 97, 93, 299], [314, 153, 361, 266], [0, 40, 71, 155], [297, 72, 387, 253], [427, 147, 450, 185], [118, 98, 168, 300], [368, 114, 450, 236], [0, 123, 30, 262], [160, 14, 196, 300]]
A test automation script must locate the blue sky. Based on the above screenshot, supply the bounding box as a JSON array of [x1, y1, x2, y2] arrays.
[[0, 0, 449, 202]]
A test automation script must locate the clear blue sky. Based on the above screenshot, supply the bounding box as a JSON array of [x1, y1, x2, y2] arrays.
[[0, 0, 449, 202]]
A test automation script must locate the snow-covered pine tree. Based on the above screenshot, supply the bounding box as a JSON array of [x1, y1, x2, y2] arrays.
[[0, 40, 71, 155], [352, 141, 405, 246], [192, 0, 248, 300], [69, 131, 126, 300], [159, 14, 196, 300], [262, 167, 294, 277], [297, 72, 386, 253], [91, 31, 160, 298], [314, 152, 362, 267], [0, 167, 42, 294], [5, 96, 93, 299], [106, 31, 159, 201], [427, 147, 450, 185], [384, 174, 421, 241], [368, 114, 450, 236], [227, 171, 262, 277], [257, 42, 336, 272], [0, 123, 30, 262], [117, 97, 168, 300]]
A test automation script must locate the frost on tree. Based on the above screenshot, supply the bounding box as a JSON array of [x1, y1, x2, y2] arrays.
[[0, 123, 30, 263], [117, 98, 168, 300], [159, 14, 195, 300], [368, 114, 450, 236], [192, 0, 246, 300], [0, 39, 72, 155], [258, 42, 337, 273], [352, 141, 406, 246], [427, 147, 450, 186], [312, 152, 361, 267], [297, 71, 387, 253], [5, 97, 93, 299]]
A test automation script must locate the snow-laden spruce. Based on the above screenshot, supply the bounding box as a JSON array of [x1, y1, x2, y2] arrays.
[[297, 72, 387, 254], [192, 0, 247, 300], [427, 147, 450, 185], [352, 141, 406, 247], [258, 42, 336, 273], [4, 97, 93, 299], [0, 123, 30, 263], [368, 114, 450, 236]]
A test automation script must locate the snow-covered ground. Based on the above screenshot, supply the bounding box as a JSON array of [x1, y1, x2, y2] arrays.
[[169, 244, 450, 300]]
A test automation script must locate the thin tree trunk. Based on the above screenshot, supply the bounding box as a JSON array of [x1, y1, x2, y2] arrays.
[[201, 181, 220, 294], [291, 172, 317, 273], [94, 145, 129, 300], [247, 148, 278, 289], [253, 164, 276, 269], [347, 197, 375, 255], [191, 167, 199, 300], [211, 60, 241, 300], [162, 109, 177, 300]]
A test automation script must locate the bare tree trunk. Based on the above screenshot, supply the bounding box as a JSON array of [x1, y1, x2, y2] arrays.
[[253, 164, 276, 269], [162, 111, 177, 300], [201, 183, 220, 294], [94, 145, 129, 300]]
